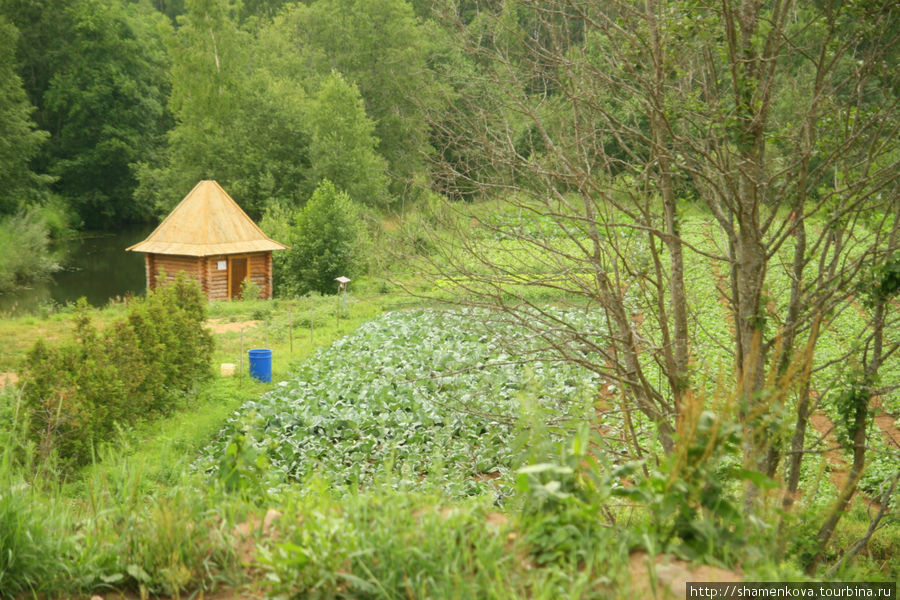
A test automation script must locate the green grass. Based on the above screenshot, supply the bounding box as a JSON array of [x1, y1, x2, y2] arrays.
[[0, 285, 430, 597], [255, 483, 634, 599], [0, 200, 897, 597]]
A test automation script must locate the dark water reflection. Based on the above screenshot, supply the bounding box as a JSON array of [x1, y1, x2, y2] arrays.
[[0, 225, 154, 315]]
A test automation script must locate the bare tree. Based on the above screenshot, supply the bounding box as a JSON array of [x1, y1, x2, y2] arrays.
[[418, 0, 899, 560]]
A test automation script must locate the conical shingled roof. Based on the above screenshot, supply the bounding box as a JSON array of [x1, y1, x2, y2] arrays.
[[127, 180, 288, 257]]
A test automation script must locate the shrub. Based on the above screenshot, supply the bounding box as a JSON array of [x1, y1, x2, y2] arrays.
[[281, 179, 367, 296], [239, 278, 261, 301], [0, 209, 61, 293], [259, 201, 294, 296], [20, 274, 213, 470]]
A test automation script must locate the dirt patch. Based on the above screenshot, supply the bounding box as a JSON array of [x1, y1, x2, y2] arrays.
[[874, 413, 900, 449], [809, 411, 850, 491], [232, 509, 282, 566], [628, 552, 741, 599], [0, 372, 18, 389], [485, 511, 509, 528], [381, 216, 400, 231], [205, 319, 260, 334]]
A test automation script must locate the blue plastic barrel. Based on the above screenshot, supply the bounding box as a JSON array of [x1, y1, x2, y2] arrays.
[[248, 348, 272, 382]]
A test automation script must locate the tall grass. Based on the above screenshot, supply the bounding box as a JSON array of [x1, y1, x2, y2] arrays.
[[256, 481, 630, 599], [0, 388, 71, 596], [0, 385, 243, 598]]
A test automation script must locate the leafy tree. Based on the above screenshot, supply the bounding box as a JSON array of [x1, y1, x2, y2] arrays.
[[2, 0, 172, 228], [271, 0, 439, 202], [281, 179, 366, 296], [150, 0, 186, 22], [422, 0, 899, 568], [0, 210, 60, 292], [0, 16, 51, 215], [137, 0, 309, 218], [305, 72, 388, 207]]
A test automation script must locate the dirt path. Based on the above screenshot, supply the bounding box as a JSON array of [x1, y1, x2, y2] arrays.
[[808, 411, 851, 492], [628, 552, 741, 599], [871, 397, 900, 449], [205, 319, 260, 334], [0, 372, 18, 389], [874, 413, 900, 449]]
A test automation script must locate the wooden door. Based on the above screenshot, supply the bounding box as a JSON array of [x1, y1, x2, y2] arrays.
[[229, 256, 248, 299]]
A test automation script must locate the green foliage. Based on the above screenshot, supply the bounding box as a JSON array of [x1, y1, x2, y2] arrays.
[[201, 309, 599, 498], [0, 390, 72, 596], [136, 0, 309, 219], [832, 371, 872, 451], [20, 274, 212, 470], [281, 180, 367, 296], [515, 425, 618, 566], [0, 209, 61, 293], [75, 480, 236, 597], [272, 0, 438, 201], [858, 447, 900, 498], [34, 197, 76, 239], [614, 411, 771, 564], [259, 200, 294, 294], [216, 426, 269, 498], [4, 0, 172, 228], [256, 485, 602, 600], [0, 480, 72, 595], [858, 253, 900, 306], [305, 72, 389, 207], [0, 15, 51, 215], [239, 277, 261, 301]]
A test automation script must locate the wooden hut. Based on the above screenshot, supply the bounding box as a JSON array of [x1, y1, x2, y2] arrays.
[[127, 180, 287, 300]]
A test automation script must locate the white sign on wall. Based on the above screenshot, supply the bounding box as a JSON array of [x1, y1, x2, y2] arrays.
[[217, 260, 227, 270]]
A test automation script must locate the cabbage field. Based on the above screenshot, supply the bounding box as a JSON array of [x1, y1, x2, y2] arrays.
[[201, 308, 619, 499], [201, 287, 898, 501]]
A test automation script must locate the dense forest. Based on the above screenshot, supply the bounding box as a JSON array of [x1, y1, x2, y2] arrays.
[[3, 0, 896, 281], [1, 0, 899, 596], [0, 0, 441, 224]]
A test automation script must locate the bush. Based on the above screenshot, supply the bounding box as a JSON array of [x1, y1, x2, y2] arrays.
[[281, 179, 367, 296], [20, 274, 213, 470], [239, 278, 261, 301], [259, 201, 294, 297], [0, 209, 61, 293]]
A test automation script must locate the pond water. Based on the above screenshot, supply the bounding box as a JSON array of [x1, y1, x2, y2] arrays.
[[0, 225, 155, 316]]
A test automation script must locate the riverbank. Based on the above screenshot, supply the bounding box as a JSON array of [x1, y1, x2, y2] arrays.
[[0, 223, 153, 316]]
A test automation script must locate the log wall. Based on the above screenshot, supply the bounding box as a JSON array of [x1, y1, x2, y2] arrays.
[[147, 254, 203, 290], [145, 251, 274, 301], [248, 253, 268, 298], [206, 255, 229, 300]]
